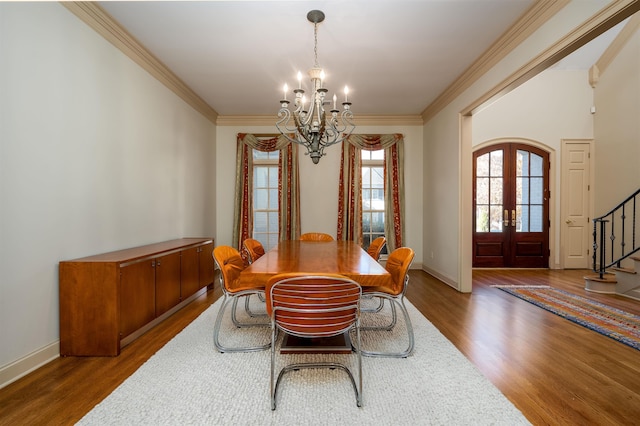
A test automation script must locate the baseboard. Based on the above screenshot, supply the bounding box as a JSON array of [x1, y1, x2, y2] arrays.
[[0, 341, 59, 389], [421, 265, 458, 290]]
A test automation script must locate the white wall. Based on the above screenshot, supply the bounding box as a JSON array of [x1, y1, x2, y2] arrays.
[[0, 3, 216, 384], [593, 26, 640, 214], [216, 125, 423, 264], [422, 0, 610, 290], [472, 69, 595, 268]]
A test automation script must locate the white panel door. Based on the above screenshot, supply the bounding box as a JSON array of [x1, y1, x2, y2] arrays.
[[561, 141, 592, 269]]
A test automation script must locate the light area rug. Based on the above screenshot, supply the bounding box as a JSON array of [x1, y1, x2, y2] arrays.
[[494, 285, 640, 351], [78, 296, 529, 425]]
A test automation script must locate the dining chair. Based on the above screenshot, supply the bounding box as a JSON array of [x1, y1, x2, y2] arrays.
[[299, 232, 334, 241], [366, 236, 386, 261], [266, 273, 364, 410], [243, 238, 265, 264], [242, 238, 268, 317], [212, 245, 270, 353], [359, 246, 415, 358], [362, 236, 387, 314]]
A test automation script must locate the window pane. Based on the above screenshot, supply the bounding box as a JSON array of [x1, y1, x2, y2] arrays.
[[254, 212, 267, 232], [362, 168, 371, 185], [531, 153, 543, 176], [489, 151, 503, 177], [530, 177, 543, 204], [517, 150, 529, 177], [476, 177, 489, 204], [371, 167, 384, 188], [372, 189, 384, 210], [516, 177, 529, 204], [530, 205, 543, 232], [370, 149, 384, 160], [476, 153, 489, 177], [254, 167, 268, 187], [490, 205, 503, 232], [268, 211, 278, 231], [268, 189, 278, 210], [254, 188, 268, 209], [476, 205, 489, 232], [363, 212, 371, 232], [517, 205, 528, 232], [489, 177, 503, 204], [362, 189, 371, 209], [372, 212, 384, 232], [253, 150, 269, 160], [268, 167, 278, 187]]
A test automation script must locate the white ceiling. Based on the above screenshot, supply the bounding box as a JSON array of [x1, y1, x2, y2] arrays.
[[97, 1, 620, 117]]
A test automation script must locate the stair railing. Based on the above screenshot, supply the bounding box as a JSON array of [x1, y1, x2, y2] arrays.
[[592, 188, 640, 279]]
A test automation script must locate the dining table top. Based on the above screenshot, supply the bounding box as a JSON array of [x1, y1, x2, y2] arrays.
[[238, 240, 391, 288]]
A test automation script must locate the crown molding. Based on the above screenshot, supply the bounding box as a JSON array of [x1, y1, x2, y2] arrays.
[[216, 115, 424, 127], [62, 2, 219, 124], [464, 0, 640, 116], [589, 12, 640, 87], [422, 0, 570, 122]]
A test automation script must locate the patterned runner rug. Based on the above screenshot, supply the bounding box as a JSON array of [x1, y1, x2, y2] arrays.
[[494, 286, 640, 351]]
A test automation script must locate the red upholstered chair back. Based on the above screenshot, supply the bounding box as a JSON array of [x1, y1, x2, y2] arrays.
[[266, 273, 361, 338], [384, 247, 415, 295], [243, 238, 266, 264], [366, 236, 386, 261], [300, 232, 334, 242]]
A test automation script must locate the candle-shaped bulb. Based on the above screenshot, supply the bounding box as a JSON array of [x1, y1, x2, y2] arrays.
[[320, 70, 325, 88], [344, 86, 349, 102], [297, 71, 302, 89], [333, 94, 337, 110], [283, 83, 288, 101]]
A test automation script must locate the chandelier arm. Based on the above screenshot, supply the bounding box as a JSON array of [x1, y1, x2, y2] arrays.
[[276, 9, 354, 164]]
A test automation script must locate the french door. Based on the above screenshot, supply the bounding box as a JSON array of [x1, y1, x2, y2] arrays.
[[473, 143, 549, 268]]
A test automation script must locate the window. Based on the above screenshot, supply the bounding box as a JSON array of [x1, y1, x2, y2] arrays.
[[253, 150, 279, 250], [361, 149, 386, 254]]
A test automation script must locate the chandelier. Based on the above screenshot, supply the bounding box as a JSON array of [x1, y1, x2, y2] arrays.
[[276, 10, 355, 164]]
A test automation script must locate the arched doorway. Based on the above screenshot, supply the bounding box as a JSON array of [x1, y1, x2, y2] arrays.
[[473, 142, 550, 268]]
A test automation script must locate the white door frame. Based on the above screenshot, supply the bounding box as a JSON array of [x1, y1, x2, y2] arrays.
[[560, 139, 594, 269]]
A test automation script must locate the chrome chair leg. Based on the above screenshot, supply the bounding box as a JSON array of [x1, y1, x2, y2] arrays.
[[360, 294, 385, 313], [357, 294, 414, 358], [214, 292, 270, 353], [230, 294, 269, 328], [243, 294, 268, 318]]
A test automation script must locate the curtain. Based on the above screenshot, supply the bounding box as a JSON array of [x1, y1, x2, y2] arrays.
[[337, 134, 405, 252], [232, 134, 300, 256]]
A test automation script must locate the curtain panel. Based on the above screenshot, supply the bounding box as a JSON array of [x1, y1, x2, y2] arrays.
[[232, 134, 300, 257], [337, 134, 405, 252]]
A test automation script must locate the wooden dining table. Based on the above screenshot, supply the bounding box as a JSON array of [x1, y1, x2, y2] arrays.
[[239, 240, 391, 353], [238, 239, 391, 289]]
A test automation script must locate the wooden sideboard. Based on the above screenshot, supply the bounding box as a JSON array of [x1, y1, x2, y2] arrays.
[[59, 238, 214, 356]]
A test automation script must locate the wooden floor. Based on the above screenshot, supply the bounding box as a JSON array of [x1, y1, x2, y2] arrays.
[[1, 269, 640, 425]]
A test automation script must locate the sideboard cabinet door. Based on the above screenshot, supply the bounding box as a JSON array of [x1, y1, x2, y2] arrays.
[[155, 251, 182, 316], [119, 260, 156, 339], [198, 241, 215, 288]]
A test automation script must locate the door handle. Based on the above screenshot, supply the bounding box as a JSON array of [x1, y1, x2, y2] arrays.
[[511, 210, 516, 227], [504, 210, 509, 227], [565, 219, 573, 224]]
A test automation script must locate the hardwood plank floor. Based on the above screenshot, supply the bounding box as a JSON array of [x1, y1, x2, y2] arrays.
[[1, 269, 639, 425]]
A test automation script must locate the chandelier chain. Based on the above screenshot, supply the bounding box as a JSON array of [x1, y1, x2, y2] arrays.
[[314, 23, 319, 68]]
